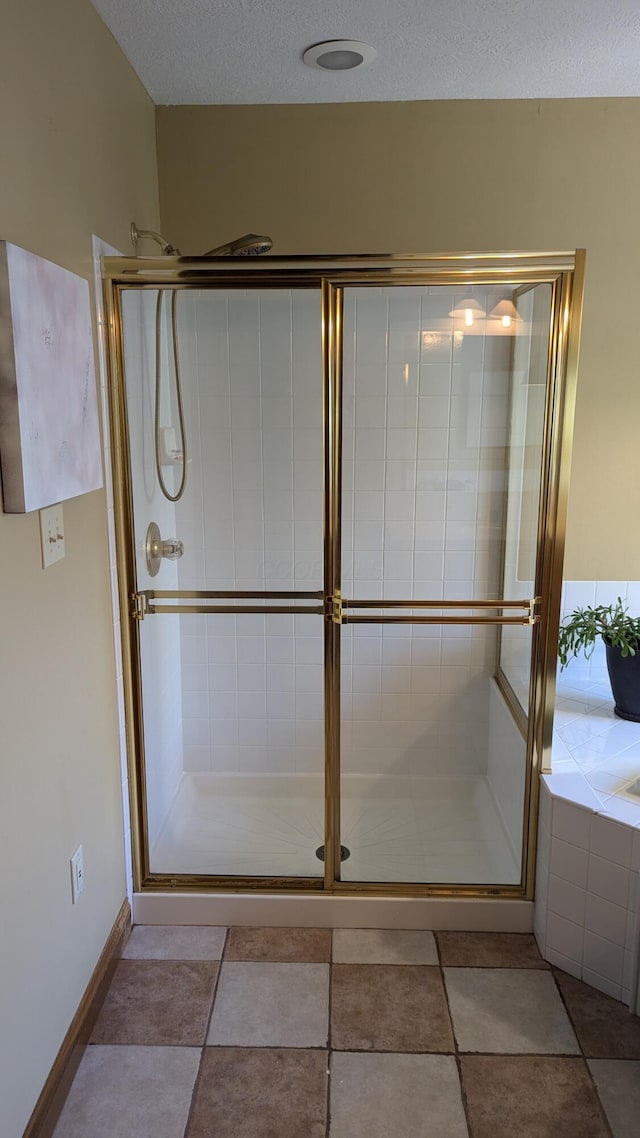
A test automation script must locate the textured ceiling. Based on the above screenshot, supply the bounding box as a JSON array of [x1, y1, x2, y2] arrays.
[[91, 0, 640, 104]]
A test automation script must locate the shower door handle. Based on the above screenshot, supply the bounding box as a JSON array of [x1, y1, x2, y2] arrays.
[[129, 588, 326, 619], [336, 597, 540, 625]]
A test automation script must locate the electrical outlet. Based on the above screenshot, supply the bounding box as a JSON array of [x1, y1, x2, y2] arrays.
[[70, 846, 84, 903], [39, 503, 65, 569]]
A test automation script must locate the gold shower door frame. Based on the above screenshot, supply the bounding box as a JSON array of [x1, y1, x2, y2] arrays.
[[103, 251, 585, 899]]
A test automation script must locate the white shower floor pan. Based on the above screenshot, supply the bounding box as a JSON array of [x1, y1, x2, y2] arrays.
[[150, 773, 521, 886]]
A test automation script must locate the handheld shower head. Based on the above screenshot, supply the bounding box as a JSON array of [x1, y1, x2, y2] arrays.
[[203, 233, 273, 257], [130, 222, 273, 258]]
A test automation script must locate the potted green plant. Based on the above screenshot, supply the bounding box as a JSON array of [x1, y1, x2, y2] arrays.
[[558, 597, 640, 722]]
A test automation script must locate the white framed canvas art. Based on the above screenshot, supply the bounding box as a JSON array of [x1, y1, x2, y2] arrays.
[[0, 241, 102, 512]]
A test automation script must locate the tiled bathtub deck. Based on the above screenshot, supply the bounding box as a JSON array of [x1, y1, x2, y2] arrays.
[[535, 676, 640, 1005], [53, 925, 640, 1138], [552, 676, 640, 825]]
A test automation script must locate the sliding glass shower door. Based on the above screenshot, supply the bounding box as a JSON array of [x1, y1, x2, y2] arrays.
[[121, 287, 328, 882], [106, 252, 583, 895], [337, 285, 551, 885]]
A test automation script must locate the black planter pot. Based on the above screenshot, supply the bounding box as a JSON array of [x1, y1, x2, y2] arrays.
[[605, 642, 640, 722]]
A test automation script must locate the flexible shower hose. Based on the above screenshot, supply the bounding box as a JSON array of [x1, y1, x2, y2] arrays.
[[154, 289, 188, 502]]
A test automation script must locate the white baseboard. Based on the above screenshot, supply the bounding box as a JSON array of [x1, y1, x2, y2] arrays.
[[133, 891, 533, 931]]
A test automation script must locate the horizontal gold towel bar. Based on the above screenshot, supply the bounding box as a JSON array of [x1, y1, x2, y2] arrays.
[[343, 614, 537, 626], [144, 589, 324, 600], [343, 598, 536, 610], [148, 604, 325, 616]]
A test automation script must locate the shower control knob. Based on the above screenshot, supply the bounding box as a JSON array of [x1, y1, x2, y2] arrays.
[[161, 538, 184, 560], [145, 522, 184, 577]]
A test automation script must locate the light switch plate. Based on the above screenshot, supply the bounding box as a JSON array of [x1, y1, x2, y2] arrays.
[[70, 845, 84, 903], [39, 503, 65, 568]]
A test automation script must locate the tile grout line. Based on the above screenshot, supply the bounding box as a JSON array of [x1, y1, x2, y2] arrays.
[[549, 967, 616, 1138], [84, 1038, 622, 1058], [582, 1063, 623, 1138], [549, 967, 584, 1052], [325, 931, 334, 1138], [434, 932, 475, 1138], [180, 926, 230, 1138]]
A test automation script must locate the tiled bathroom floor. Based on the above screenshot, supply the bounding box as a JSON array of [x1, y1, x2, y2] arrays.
[[151, 773, 520, 884], [52, 926, 640, 1137]]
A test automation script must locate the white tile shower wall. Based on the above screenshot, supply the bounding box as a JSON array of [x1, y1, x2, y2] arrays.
[[486, 679, 527, 860], [174, 286, 513, 776], [340, 287, 510, 780], [174, 289, 323, 594], [174, 290, 324, 775], [498, 350, 545, 709], [534, 777, 640, 1005], [121, 290, 184, 847], [178, 611, 325, 777]]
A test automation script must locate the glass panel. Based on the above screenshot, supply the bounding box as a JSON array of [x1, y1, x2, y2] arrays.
[[340, 623, 523, 884], [339, 283, 541, 886], [144, 612, 324, 877], [120, 285, 325, 879], [342, 285, 516, 604], [121, 288, 323, 595], [499, 284, 552, 712]]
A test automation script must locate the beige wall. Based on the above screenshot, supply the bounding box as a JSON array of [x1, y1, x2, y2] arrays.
[[157, 99, 640, 580], [0, 3, 158, 1135], [1, 58, 637, 1133]]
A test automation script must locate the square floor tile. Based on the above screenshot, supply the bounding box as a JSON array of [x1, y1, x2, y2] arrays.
[[444, 968, 579, 1054], [555, 970, 640, 1057], [333, 928, 438, 965], [52, 1046, 200, 1138], [225, 926, 331, 962], [207, 962, 329, 1047], [90, 960, 219, 1046], [460, 1055, 610, 1137], [330, 1052, 468, 1138], [588, 1059, 640, 1137], [436, 932, 548, 969], [186, 1048, 327, 1138], [123, 925, 226, 960], [331, 965, 453, 1052]]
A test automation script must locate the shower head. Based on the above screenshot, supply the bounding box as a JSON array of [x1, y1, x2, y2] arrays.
[[203, 233, 273, 257], [130, 222, 273, 258]]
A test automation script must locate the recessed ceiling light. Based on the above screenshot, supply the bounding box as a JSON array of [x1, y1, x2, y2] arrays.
[[303, 40, 377, 72]]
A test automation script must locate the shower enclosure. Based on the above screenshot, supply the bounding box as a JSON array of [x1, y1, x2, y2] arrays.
[[103, 251, 584, 897]]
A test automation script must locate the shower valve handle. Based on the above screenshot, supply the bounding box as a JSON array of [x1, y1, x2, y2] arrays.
[[145, 522, 184, 577], [160, 538, 184, 560]]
